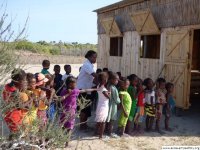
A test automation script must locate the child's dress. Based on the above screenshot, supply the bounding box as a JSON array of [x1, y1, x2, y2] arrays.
[[106, 84, 120, 122], [134, 91, 145, 124], [118, 91, 132, 127], [60, 88, 79, 130], [95, 85, 109, 122], [127, 85, 137, 122], [156, 88, 167, 117], [145, 90, 156, 117]]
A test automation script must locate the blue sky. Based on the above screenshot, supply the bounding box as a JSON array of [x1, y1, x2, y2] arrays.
[[4, 0, 120, 44]]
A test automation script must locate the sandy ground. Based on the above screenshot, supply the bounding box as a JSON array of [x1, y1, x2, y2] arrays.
[[64, 107, 200, 150]]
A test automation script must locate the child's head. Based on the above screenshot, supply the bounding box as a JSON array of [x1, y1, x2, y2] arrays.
[[11, 68, 27, 91], [116, 72, 122, 79], [96, 68, 102, 74], [54, 65, 61, 74], [166, 82, 174, 93], [42, 60, 50, 69], [103, 68, 109, 72], [156, 78, 166, 89], [98, 72, 108, 85], [109, 72, 119, 86], [26, 73, 36, 90], [35, 73, 49, 87], [64, 64, 71, 74], [120, 77, 130, 90], [128, 74, 138, 87], [143, 78, 154, 90], [65, 76, 76, 89], [85, 50, 97, 64]]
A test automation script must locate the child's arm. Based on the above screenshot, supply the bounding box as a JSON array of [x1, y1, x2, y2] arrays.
[[119, 94, 128, 118], [102, 91, 110, 99], [79, 88, 97, 93]]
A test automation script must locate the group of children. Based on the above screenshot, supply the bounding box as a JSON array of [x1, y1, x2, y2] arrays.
[[2, 59, 176, 145], [94, 68, 176, 139], [2, 60, 75, 135]]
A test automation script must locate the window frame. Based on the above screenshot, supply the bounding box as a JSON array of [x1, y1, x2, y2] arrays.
[[140, 34, 161, 59]]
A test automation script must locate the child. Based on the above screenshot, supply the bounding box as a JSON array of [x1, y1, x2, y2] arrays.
[[118, 78, 132, 136], [2, 69, 31, 133], [60, 76, 97, 146], [134, 79, 145, 134], [26, 73, 39, 123], [126, 74, 138, 134], [106, 72, 120, 137], [62, 64, 72, 81], [143, 78, 156, 132], [95, 72, 110, 139], [41, 59, 50, 75], [34, 73, 49, 126], [164, 82, 175, 131], [155, 78, 167, 134], [53, 65, 63, 96], [96, 68, 102, 74]]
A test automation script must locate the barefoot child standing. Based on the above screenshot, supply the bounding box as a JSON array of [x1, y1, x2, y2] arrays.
[[95, 72, 110, 139], [60, 76, 97, 146], [106, 72, 120, 137], [143, 78, 156, 132], [134, 79, 145, 134], [118, 78, 132, 136], [126, 74, 138, 134]]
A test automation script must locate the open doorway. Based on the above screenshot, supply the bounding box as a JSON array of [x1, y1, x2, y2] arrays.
[[190, 29, 200, 109]]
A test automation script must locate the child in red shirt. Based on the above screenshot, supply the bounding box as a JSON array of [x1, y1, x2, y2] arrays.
[[134, 79, 145, 134]]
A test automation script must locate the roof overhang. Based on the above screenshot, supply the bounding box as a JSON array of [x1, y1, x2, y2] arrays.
[[94, 0, 146, 14]]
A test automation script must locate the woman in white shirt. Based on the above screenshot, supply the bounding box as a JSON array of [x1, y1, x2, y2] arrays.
[[77, 50, 97, 130]]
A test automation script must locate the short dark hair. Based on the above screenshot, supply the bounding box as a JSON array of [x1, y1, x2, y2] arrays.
[[64, 64, 71, 68], [26, 73, 34, 83], [120, 77, 129, 83], [156, 77, 166, 84], [166, 82, 174, 90], [11, 68, 26, 82], [42, 60, 50, 67], [65, 76, 76, 87], [85, 50, 97, 59], [96, 68, 102, 74], [54, 64, 61, 69], [127, 74, 137, 81], [103, 68, 109, 72], [143, 78, 152, 86]]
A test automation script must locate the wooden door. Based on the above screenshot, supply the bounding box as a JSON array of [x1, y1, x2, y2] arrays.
[[164, 29, 192, 109]]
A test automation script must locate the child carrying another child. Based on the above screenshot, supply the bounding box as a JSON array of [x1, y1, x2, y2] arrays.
[[118, 78, 132, 136], [106, 72, 120, 137], [143, 78, 156, 132], [95, 72, 110, 139]]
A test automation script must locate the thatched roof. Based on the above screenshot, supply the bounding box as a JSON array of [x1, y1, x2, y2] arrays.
[[94, 0, 146, 13]]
